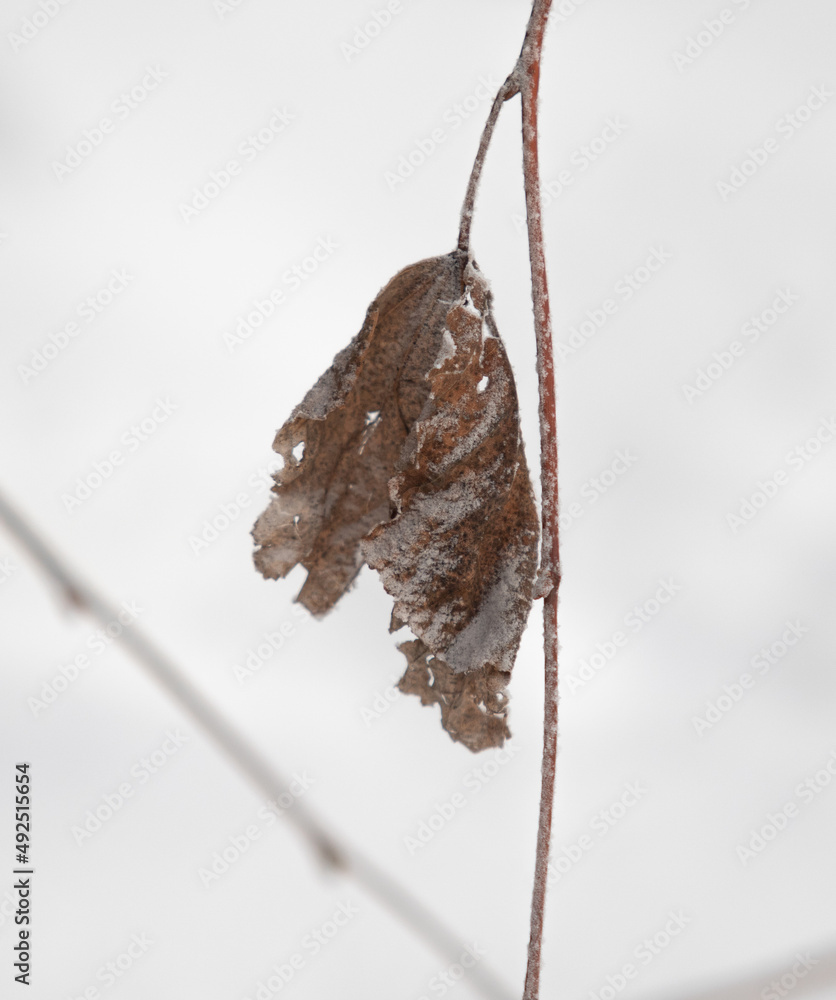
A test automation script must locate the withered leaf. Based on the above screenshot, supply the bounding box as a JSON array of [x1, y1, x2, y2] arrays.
[[396, 639, 512, 753], [252, 253, 464, 613], [252, 250, 539, 751]]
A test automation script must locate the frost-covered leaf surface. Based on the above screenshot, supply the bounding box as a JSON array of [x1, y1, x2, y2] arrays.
[[363, 262, 539, 680], [252, 253, 463, 615], [253, 250, 538, 750]]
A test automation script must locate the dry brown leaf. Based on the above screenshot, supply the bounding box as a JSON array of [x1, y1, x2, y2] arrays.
[[252, 250, 538, 750], [396, 639, 511, 753], [252, 253, 463, 613]]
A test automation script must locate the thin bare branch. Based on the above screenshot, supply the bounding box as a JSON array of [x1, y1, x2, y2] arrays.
[[456, 2, 558, 993], [638, 945, 836, 1000], [517, 2, 559, 996], [458, 72, 520, 253], [0, 487, 514, 1000]]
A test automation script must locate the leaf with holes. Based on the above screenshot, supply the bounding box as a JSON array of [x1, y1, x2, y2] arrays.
[[252, 249, 538, 750]]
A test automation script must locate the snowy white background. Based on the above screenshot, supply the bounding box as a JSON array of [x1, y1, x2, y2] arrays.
[[1, 1, 835, 998]]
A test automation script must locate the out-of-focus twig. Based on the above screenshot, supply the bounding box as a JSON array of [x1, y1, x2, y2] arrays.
[[0, 487, 514, 1000], [638, 944, 836, 1000]]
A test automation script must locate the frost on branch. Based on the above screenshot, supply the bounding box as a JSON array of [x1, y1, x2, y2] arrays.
[[252, 250, 538, 751]]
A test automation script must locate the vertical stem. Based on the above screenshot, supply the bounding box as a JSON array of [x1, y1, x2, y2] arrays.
[[518, 2, 558, 998], [458, 2, 558, 994], [524, 600, 559, 1000]]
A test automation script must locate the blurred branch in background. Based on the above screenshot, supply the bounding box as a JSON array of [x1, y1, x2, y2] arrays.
[[641, 944, 836, 1000], [0, 486, 515, 1000]]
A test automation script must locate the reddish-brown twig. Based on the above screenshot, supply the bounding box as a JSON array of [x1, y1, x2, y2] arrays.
[[518, 5, 559, 997], [457, 2, 558, 995]]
